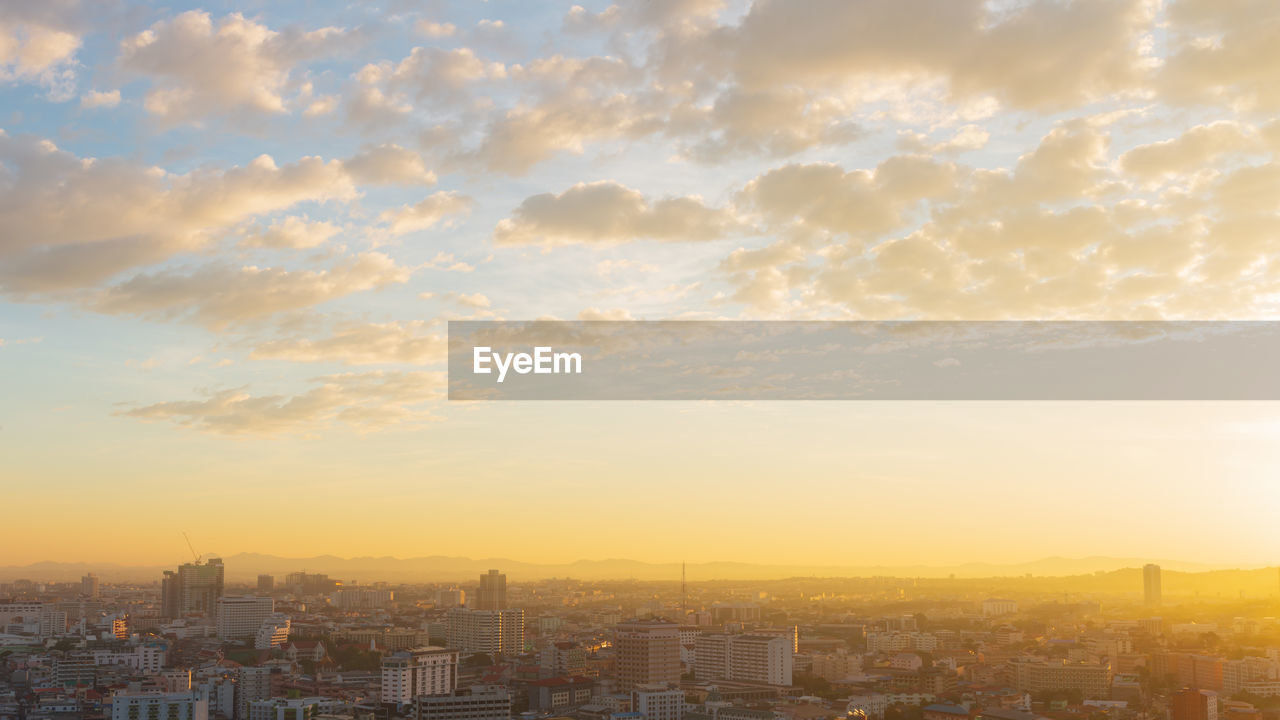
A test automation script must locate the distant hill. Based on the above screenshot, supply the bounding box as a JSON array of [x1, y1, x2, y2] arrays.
[[0, 553, 1265, 585]]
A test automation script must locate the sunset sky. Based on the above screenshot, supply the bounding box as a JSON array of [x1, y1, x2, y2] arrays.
[[3, 0, 1280, 570]]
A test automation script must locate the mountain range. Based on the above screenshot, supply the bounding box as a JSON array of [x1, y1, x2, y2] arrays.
[[0, 553, 1267, 584]]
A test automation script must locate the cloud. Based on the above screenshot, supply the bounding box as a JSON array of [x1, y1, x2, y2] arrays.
[[119, 370, 444, 435], [0, 7, 81, 99], [343, 144, 436, 186], [79, 89, 121, 109], [1119, 121, 1255, 181], [93, 252, 411, 330], [673, 0, 1155, 112], [389, 46, 505, 99], [378, 192, 473, 235], [240, 216, 341, 249], [416, 20, 456, 39], [251, 321, 444, 365], [738, 155, 958, 239], [719, 120, 1280, 319], [495, 181, 737, 245], [119, 10, 349, 122], [462, 88, 663, 175], [1159, 0, 1280, 112], [0, 132, 357, 293], [677, 87, 861, 161]]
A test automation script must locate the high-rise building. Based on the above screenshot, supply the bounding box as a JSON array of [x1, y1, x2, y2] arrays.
[[446, 608, 524, 656], [1172, 689, 1218, 720], [236, 666, 283, 719], [1144, 564, 1163, 607], [615, 619, 682, 691], [215, 596, 274, 640], [415, 685, 511, 720], [476, 570, 507, 611], [382, 647, 460, 705], [162, 559, 225, 619], [257, 575, 274, 593], [81, 573, 100, 598], [694, 633, 792, 685]]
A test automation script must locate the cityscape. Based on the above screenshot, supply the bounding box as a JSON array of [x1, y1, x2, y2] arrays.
[[3, 1, 1280, 720], [3, 561, 1280, 720]]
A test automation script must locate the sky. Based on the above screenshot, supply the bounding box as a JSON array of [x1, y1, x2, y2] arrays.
[[3, 0, 1280, 570]]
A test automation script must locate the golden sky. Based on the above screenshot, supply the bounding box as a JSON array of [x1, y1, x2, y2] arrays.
[[2, 0, 1280, 568]]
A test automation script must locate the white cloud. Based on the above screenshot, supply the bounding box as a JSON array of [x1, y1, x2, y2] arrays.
[[119, 10, 349, 123], [79, 89, 121, 109], [379, 192, 473, 235], [495, 181, 737, 245]]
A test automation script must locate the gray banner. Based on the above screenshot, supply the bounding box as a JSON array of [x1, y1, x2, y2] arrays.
[[447, 321, 1280, 400]]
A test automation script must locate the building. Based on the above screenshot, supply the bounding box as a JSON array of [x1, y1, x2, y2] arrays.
[[257, 575, 274, 593], [255, 613, 291, 649], [381, 646, 459, 705], [476, 570, 508, 611], [90, 643, 166, 673], [1172, 690, 1218, 720], [162, 559, 225, 619], [631, 684, 683, 720], [982, 599, 1017, 617], [82, 573, 100, 598], [415, 685, 511, 720], [1009, 659, 1111, 700], [527, 676, 596, 712], [111, 690, 209, 720], [446, 608, 524, 656], [1144, 564, 1163, 607], [236, 666, 283, 719], [813, 652, 862, 682], [435, 589, 466, 608], [248, 697, 348, 720], [215, 596, 274, 640], [695, 633, 792, 685], [616, 619, 682, 691], [331, 587, 394, 609]]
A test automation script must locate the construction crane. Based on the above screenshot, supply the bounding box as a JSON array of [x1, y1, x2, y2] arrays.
[[182, 532, 203, 565]]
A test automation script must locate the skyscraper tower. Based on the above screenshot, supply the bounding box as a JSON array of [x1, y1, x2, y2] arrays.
[[1143, 563, 1162, 607], [476, 569, 507, 611]]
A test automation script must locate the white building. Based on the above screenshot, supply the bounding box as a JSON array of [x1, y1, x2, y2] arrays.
[[381, 646, 459, 705], [111, 690, 209, 720], [446, 608, 524, 656], [982, 599, 1018, 617], [91, 644, 166, 673], [631, 685, 683, 720], [255, 614, 291, 650], [216, 597, 274, 641]]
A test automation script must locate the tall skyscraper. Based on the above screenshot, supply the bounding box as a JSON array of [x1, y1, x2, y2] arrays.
[[215, 596, 274, 640], [446, 608, 524, 656], [1144, 563, 1163, 607], [476, 569, 507, 611], [257, 575, 274, 593], [615, 619, 682, 691], [81, 573, 100, 598], [161, 559, 225, 619]]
